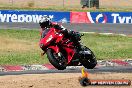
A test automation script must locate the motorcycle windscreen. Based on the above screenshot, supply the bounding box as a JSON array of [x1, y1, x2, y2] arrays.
[[41, 29, 50, 38]]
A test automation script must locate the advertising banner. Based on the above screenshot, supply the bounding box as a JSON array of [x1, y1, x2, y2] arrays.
[[70, 12, 132, 24], [0, 10, 70, 23]]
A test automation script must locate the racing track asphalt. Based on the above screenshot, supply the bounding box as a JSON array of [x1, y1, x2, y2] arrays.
[[0, 23, 132, 75], [0, 66, 132, 76], [0, 23, 132, 35]]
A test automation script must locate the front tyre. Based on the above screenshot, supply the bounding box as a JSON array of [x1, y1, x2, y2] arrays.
[[46, 49, 67, 70], [80, 47, 97, 69]]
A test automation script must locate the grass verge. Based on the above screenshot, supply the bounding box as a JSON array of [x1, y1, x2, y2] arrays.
[[0, 7, 132, 12], [0, 29, 131, 65]]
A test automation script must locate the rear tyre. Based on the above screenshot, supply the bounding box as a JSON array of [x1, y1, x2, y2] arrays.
[[46, 49, 67, 70], [80, 46, 97, 69]]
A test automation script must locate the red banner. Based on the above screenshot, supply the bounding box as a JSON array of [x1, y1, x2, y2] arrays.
[[70, 12, 91, 23]]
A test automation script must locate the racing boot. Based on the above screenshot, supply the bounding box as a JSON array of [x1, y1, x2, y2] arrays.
[[75, 41, 84, 51]]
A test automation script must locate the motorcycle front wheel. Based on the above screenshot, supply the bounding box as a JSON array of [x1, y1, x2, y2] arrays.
[[46, 49, 67, 70]]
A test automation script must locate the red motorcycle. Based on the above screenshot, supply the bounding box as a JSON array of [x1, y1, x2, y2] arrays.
[[39, 28, 97, 70]]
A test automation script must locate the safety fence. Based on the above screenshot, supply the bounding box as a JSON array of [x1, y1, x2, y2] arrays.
[[0, 10, 132, 24]]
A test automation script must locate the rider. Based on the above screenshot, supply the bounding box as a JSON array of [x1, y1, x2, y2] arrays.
[[39, 16, 82, 51]]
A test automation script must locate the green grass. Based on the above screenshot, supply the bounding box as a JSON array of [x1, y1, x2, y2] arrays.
[[0, 29, 131, 65], [82, 34, 132, 60], [0, 29, 49, 65], [0, 6, 132, 12]]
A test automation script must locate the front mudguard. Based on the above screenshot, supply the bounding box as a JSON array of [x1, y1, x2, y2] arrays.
[[48, 45, 60, 53], [40, 45, 59, 56]]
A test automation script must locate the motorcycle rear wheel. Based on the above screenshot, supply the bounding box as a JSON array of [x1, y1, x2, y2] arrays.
[[46, 49, 67, 70], [80, 47, 97, 69]]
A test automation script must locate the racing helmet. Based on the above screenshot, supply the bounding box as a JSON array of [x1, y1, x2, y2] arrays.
[[39, 16, 52, 28]]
